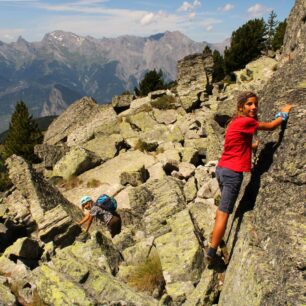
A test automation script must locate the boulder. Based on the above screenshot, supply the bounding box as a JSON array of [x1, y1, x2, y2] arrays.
[[83, 134, 124, 161], [79, 150, 156, 188], [53, 231, 122, 276], [220, 24, 306, 305], [52, 147, 101, 179], [177, 53, 214, 110], [121, 236, 155, 265], [34, 144, 69, 169], [0, 256, 35, 305], [34, 250, 157, 305], [112, 93, 134, 113], [128, 111, 158, 132], [282, 0, 306, 57], [3, 237, 42, 261], [177, 162, 196, 179], [6, 155, 82, 248], [197, 177, 220, 199], [120, 165, 150, 187], [44, 96, 98, 145], [189, 199, 217, 244], [143, 177, 186, 237], [67, 104, 119, 146], [155, 210, 204, 302], [184, 176, 198, 203], [153, 108, 178, 125], [183, 268, 219, 306], [0, 278, 16, 306]]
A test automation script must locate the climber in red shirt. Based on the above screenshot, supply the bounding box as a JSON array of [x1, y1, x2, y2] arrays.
[[206, 91, 293, 264]]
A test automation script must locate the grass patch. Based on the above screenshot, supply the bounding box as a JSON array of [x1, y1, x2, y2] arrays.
[[127, 255, 165, 294], [86, 179, 102, 188]]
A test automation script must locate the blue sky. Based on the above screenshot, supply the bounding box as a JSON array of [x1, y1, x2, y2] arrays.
[[0, 0, 295, 43]]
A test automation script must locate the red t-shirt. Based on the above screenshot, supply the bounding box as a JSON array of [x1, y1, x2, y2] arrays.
[[218, 116, 259, 172]]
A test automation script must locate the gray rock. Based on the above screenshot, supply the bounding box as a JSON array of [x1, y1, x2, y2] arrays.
[[177, 53, 214, 111], [6, 155, 82, 248], [282, 0, 306, 57], [34, 144, 69, 169], [112, 94, 134, 112], [52, 147, 101, 179], [220, 16, 306, 304], [44, 96, 98, 145], [155, 210, 204, 302], [3, 237, 42, 261], [120, 165, 150, 187]]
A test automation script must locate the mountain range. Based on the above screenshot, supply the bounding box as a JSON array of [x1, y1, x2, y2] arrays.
[[0, 30, 229, 132]]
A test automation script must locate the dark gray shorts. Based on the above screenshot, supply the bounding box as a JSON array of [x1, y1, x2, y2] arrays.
[[216, 166, 243, 214]]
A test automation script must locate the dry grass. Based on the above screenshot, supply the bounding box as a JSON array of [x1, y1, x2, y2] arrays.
[[86, 178, 102, 188], [57, 176, 83, 190], [127, 255, 165, 294]]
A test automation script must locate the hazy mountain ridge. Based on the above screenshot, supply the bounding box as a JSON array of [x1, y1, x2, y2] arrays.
[[0, 30, 228, 132]]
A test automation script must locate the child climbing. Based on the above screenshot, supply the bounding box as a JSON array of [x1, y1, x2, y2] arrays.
[[206, 91, 293, 264], [77, 188, 122, 238]]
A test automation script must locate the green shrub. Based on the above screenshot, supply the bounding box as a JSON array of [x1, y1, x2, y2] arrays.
[[127, 255, 165, 294]]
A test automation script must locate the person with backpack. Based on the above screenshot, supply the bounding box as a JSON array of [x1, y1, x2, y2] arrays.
[[77, 189, 122, 238], [206, 91, 293, 265]]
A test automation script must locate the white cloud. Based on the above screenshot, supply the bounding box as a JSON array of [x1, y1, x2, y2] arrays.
[[188, 11, 196, 20], [178, 0, 201, 12], [178, 1, 193, 12], [218, 3, 234, 12], [0, 28, 25, 42], [247, 3, 271, 17], [193, 0, 201, 8], [201, 18, 222, 31], [139, 11, 167, 26]]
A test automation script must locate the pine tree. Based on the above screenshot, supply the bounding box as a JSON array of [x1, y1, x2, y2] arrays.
[[266, 10, 279, 50], [224, 18, 267, 74], [212, 50, 225, 82], [135, 69, 165, 97], [0, 152, 12, 191], [272, 19, 287, 51], [4, 101, 43, 162], [203, 45, 212, 56]]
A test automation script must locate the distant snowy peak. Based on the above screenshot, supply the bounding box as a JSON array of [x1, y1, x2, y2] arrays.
[[43, 31, 86, 47]]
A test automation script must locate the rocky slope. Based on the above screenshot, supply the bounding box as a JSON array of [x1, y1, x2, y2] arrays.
[[0, 1, 304, 305], [0, 30, 227, 133]]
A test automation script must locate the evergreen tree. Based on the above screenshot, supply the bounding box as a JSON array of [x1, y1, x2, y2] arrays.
[[0, 152, 12, 191], [135, 69, 165, 97], [266, 10, 279, 50], [4, 101, 43, 162], [224, 18, 267, 74], [203, 45, 212, 56], [212, 50, 225, 82], [272, 19, 287, 51]]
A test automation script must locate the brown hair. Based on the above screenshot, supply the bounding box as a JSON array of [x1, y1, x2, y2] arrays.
[[234, 91, 258, 117]]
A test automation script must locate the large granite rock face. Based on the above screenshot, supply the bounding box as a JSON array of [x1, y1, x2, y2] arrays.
[[34, 144, 69, 169], [176, 53, 214, 110], [44, 96, 99, 145], [282, 0, 306, 57], [5, 155, 82, 247], [219, 42, 306, 306], [52, 146, 102, 179]]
